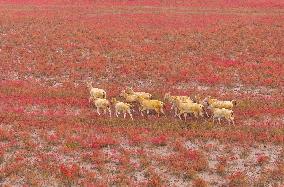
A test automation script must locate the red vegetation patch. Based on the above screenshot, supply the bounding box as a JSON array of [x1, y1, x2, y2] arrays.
[[0, 1, 283, 186], [91, 136, 118, 149], [150, 135, 167, 146]]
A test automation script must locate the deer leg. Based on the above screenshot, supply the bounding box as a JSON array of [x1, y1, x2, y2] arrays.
[[128, 110, 133, 120], [108, 108, 111, 117]]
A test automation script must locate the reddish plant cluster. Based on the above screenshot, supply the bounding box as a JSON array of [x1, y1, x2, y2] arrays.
[[228, 172, 249, 187], [150, 135, 167, 146], [60, 164, 80, 180], [256, 154, 270, 166], [91, 136, 118, 149]]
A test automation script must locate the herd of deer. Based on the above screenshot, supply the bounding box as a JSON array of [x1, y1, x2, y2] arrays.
[[87, 82, 236, 125]]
